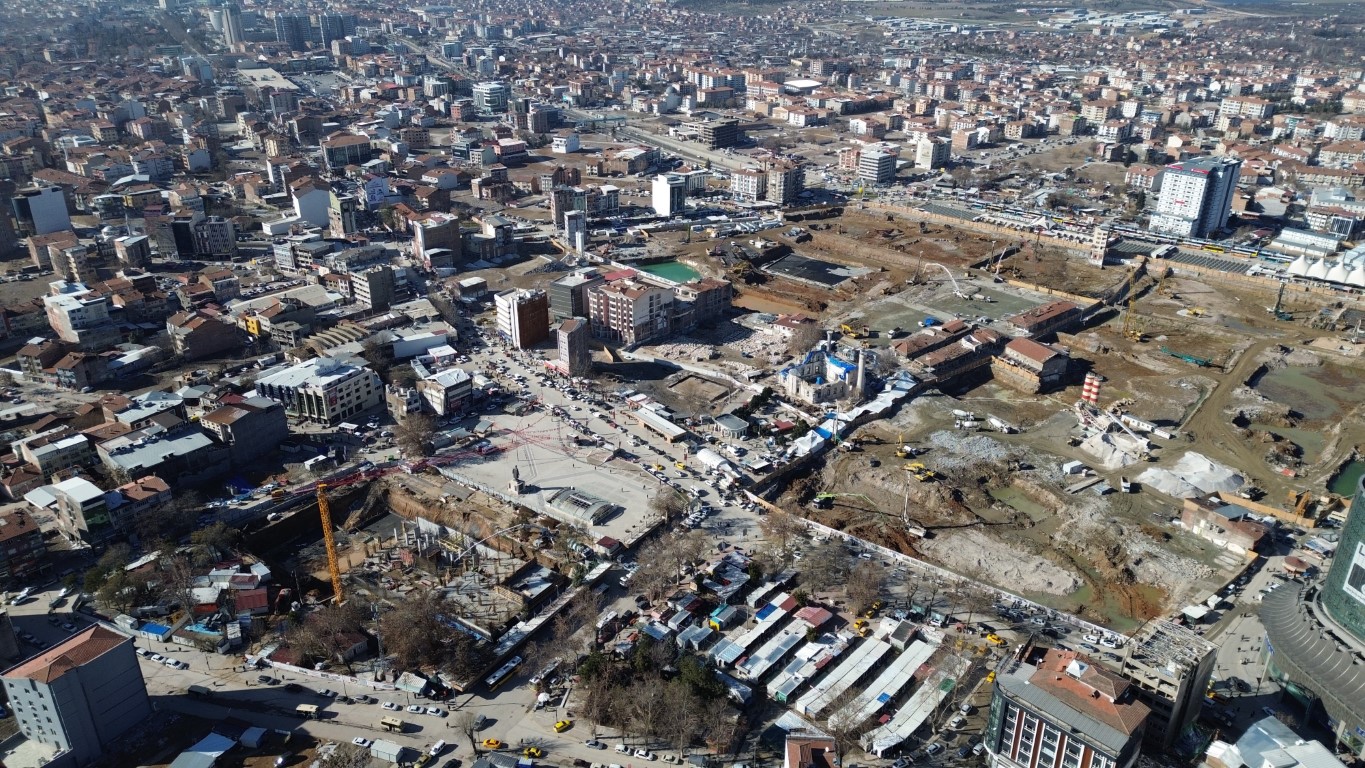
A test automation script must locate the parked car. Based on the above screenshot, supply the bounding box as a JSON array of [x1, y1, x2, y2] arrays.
[[634, 749, 656, 761], [584, 740, 607, 750], [353, 738, 372, 749], [925, 744, 944, 757], [482, 739, 505, 750]]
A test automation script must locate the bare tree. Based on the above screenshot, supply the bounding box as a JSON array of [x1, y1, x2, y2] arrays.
[[823, 688, 868, 768], [786, 322, 825, 356], [801, 539, 852, 593], [454, 711, 482, 754], [758, 508, 805, 566], [628, 679, 670, 745], [660, 681, 702, 755], [393, 413, 437, 457], [648, 486, 688, 524], [846, 560, 887, 612]]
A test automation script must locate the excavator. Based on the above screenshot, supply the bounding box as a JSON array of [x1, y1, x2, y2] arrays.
[[903, 462, 937, 482]]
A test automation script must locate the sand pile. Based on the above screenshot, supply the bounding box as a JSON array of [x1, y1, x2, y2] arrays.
[[1137, 452, 1244, 499]]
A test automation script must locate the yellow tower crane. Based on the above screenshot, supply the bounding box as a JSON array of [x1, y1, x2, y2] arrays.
[[316, 483, 344, 602]]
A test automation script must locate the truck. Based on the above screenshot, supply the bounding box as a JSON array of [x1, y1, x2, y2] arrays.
[[919, 316, 940, 328]]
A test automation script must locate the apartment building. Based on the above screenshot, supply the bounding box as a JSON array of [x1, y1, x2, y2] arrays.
[[857, 142, 899, 185], [554, 317, 592, 377], [1149, 156, 1242, 239], [495, 288, 550, 349], [588, 279, 673, 345], [255, 355, 383, 425], [44, 285, 119, 351], [1118, 621, 1216, 749], [167, 310, 241, 360], [766, 161, 804, 205], [3, 626, 152, 767], [731, 169, 767, 202], [985, 648, 1149, 768], [549, 269, 605, 320]]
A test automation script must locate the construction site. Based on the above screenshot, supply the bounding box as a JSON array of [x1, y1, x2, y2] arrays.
[[750, 205, 1365, 632]]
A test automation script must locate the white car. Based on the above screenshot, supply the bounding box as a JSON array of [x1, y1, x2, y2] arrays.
[[407, 704, 424, 713], [383, 701, 400, 711], [353, 738, 372, 748], [634, 749, 656, 761], [1083, 633, 1101, 644], [430, 740, 446, 756], [426, 707, 446, 717]]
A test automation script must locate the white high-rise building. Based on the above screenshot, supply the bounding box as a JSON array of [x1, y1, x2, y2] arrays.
[[857, 142, 899, 185], [564, 209, 587, 253], [1149, 157, 1241, 239], [472, 82, 509, 116], [652, 174, 686, 217]]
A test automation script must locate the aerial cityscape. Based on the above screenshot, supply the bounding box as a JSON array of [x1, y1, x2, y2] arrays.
[[0, 0, 1362, 767]]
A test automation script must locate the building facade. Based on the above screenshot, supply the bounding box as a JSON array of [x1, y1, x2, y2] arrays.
[[555, 317, 592, 377], [588, 279, 673, 345], [986, 649, 1149, 768], [495, 289, 550, 349], [549, 269, 605, 320], [255, 356, 383, 425], [1150, 157, 1242, 239], [3, 626, 152, 767], [652, 174, 686, 217]]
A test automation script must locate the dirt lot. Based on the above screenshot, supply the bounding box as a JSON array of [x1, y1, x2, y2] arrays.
[[765, 251, 1365, 629], [779, 391, 1238, 632]]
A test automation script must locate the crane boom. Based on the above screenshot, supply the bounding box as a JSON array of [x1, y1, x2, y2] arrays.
[[316, 483, 344, 602]]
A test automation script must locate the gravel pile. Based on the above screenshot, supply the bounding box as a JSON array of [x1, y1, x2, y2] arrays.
[[925, 430, 1011, 472]]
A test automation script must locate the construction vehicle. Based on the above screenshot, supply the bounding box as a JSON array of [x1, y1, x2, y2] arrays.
[[316, 484, 344, 602], [1160, 346, 1213, 368], [904, 462, 937, 482], [1188, 307, 1206, 318], [812, 492, 875, 509], [840, 323, 865, 339], [1268, 281, 1293, 321]]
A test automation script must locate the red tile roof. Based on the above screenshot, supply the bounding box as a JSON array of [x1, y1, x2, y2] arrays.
[[5, 626, 128, 684]]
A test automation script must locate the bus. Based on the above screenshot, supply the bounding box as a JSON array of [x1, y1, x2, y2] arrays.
[[295, 704, 320, 719], [484, 655, 523, 691], [1202, 243, 1226, 254], [379, 716, 405, 733]]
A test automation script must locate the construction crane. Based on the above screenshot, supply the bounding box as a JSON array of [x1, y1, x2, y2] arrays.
[[316, 483, 344, 603], [1268, 281, 1293, 321], [926, 262, 971, 299], [1121, 267, 1147, 342]]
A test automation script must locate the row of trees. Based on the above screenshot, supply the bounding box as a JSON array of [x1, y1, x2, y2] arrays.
[[84, 522, 242, 617], [577, 644, 741, 754], [283, 590, 492, 682]]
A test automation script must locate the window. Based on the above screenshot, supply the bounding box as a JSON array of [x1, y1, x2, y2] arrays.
[[1018, 714, 1039, 761], [1062, 739, 1083, 768]]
